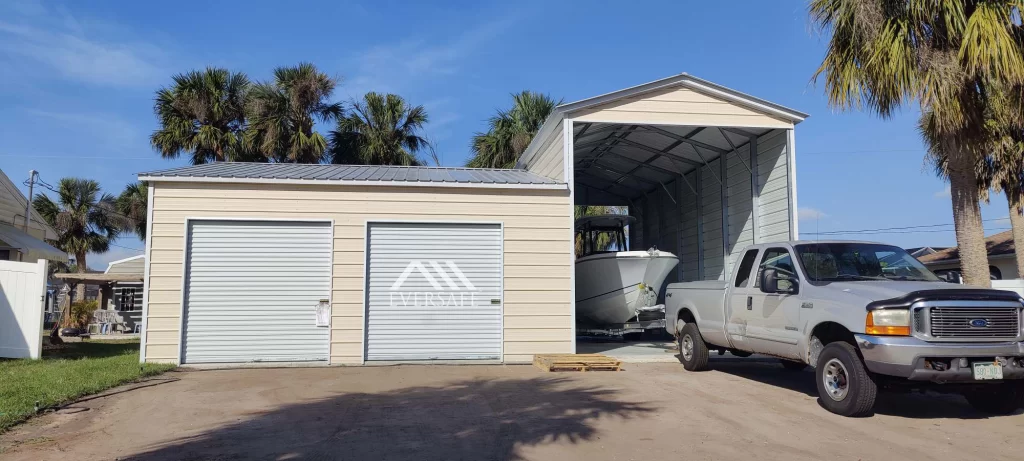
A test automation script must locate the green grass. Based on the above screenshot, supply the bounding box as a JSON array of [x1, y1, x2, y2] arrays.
[[0, 340, 175, 432]]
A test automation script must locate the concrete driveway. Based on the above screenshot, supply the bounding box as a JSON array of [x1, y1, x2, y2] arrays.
[[2, 358, 1023, 461]]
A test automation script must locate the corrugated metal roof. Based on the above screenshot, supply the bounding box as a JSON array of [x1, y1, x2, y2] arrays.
[[139, 163, 561, 185]]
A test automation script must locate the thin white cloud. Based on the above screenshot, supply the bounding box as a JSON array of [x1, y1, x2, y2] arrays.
[[935, 185, 951, 199], [420, 97, 460, 142], [26, 108, 141, 150], [342, 15, 519, 98], [798, 207, 827, 220], [0, 4, 167, 87]]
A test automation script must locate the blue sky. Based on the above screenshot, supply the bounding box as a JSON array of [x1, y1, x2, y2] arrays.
[[0, 0, 1013, 269]]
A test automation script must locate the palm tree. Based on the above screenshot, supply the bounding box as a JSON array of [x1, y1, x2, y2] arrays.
[[33, 178, 125, 302], [467, 91, 560, 169], [151, 67, 251, 164], [330, 92, 429, 166], [117, 182, 148, 240], [245, 63, 343, 163], [574, 205, 627, 256], [810, 1, 1024, 287]]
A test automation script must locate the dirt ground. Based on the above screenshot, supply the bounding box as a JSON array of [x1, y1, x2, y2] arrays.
[[2, 357, 1023, 461]]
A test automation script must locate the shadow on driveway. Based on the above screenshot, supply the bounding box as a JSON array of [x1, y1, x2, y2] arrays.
[[701, 356, 1018, 419], [125, 376, 654, 461]]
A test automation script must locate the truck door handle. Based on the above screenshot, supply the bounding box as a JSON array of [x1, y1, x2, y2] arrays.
[[746, 296, 752, 310]]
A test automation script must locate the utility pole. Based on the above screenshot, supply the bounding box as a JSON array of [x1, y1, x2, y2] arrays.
[[24, 170, 37, 232]]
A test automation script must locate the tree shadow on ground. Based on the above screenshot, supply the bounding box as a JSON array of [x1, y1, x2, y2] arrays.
[[702, 356, 1018, 419], [42, 341, 138, 360], [125, 376, 655, 461]]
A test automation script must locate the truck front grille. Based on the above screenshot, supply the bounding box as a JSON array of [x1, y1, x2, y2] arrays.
[[928, 306, 1021, 340]]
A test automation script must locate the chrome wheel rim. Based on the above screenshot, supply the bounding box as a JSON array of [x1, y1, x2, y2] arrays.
[[681, 334, 694, 361], [822, 358, 850, 402]]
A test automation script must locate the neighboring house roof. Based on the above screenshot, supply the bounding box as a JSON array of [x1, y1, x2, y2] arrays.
[[139, 163, 564, 189], [0, 169, 59, 241], [906, 247, 949, 258], [917, 231, 1015, 265], [0, 223, 68, 263], [105, 254, 145, 276]]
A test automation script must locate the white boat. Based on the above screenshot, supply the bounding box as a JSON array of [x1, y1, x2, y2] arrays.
[[575, 215, 679, 326]]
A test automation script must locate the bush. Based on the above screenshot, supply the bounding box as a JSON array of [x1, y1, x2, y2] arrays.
[[64, 300, 98, 329]]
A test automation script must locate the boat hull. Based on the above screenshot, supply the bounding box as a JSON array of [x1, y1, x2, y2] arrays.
[[575, 251, 679, 325]]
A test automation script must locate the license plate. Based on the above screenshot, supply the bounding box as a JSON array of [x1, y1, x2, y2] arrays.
[[972, 362, 1004, 380]]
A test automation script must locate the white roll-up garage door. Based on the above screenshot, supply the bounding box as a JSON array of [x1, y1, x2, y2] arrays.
[[366, 222, 502, 361], [182, 220, 332, 364]]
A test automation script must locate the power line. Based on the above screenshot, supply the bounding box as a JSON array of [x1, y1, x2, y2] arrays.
[[814, 227, 1011, 236], [799, 148, 923, 156], [0, 148, 929, 160], [811, 218, 1008, 235], [109, 243, 144, 253], [31, 174, 147, 233]]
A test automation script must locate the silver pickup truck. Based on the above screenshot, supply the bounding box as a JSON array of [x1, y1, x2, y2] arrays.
[[666, 240, 1024, 416]]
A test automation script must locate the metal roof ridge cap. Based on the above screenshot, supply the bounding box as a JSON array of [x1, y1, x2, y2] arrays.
[[136, 174, 566, 189]]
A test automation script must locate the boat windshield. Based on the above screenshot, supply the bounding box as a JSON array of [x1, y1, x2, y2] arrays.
[[794, 242, 940, 283], [576, 226, 627, 258]]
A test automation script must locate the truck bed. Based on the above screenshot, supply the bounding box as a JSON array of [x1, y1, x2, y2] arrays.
[[664, 281, 729, 340]]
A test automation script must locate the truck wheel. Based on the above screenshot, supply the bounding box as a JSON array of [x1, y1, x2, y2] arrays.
[[678, 323, 709, 371], [964, 383, 1024, 415], [815, 342, 877, 417], [780, 359, 807, 371]]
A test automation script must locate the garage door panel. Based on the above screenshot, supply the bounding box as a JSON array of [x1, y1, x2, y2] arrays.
[[366, 222, 502, 361], [182, 220, 331, 364]]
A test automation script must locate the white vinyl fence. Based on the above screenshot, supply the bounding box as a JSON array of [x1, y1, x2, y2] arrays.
[[0, 259, 48, 359]]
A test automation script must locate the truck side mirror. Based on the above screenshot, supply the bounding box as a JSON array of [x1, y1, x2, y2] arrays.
[[762, 269, 797, 294]]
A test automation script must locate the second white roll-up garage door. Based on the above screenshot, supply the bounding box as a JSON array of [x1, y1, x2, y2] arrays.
[[182, 220, 332, 364], [366, 222, 502, 361]]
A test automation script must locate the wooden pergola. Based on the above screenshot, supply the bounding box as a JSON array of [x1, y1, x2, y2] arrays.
[[52, 272, 144, 314]]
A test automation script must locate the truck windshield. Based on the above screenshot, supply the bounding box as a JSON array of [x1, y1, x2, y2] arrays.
[[794, 243, 940, 283]]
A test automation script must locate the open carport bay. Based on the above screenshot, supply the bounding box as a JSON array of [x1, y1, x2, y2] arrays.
[[3, 363, 1022, 461], [519, 74, 805, 290]]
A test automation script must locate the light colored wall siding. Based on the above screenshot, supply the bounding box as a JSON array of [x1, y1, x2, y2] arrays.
[[636, 180, 684, 289], [106, 257, 145, 275], [631, 174, 701, 284], [678, 171, 700, 281], [701, 158, 724, 280], [0, 170, 52, 241], [143, 182, 573, 365], [522, 122, 565, 182], [757, 130, 791, 242], [571, 86, 794, 129], [725, 144, 754, 277]]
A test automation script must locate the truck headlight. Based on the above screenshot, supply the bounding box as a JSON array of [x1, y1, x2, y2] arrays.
[[865, 309, 911, 336]]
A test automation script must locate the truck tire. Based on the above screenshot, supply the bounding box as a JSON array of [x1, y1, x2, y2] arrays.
[[678, 323, 709, 371], [780, 359, 807, 371], [964, 382, 1024, 415], [815, 342, 877, 417]]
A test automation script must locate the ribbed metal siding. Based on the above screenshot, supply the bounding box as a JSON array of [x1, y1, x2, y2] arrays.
[[182, 220, 332, 364], [366, 223, 502, 361]]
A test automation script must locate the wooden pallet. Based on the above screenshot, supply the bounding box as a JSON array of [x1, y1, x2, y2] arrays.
[[533, 354, 623, 372]]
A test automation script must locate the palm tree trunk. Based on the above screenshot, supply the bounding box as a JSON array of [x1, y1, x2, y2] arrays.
[[947, 152, 991, 287], [1006, 189, 1024, 278], [75, 251, 87, 302]]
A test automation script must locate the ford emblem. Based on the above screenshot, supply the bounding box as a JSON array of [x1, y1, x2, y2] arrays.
[[969, 318, 989, 328]]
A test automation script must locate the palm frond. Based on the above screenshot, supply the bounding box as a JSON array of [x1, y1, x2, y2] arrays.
[[329, 92, 429, 166], [465, 91, 560, 168]]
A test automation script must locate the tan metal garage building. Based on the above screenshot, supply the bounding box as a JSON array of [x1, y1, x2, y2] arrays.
[[137, 73, 805, 365]]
